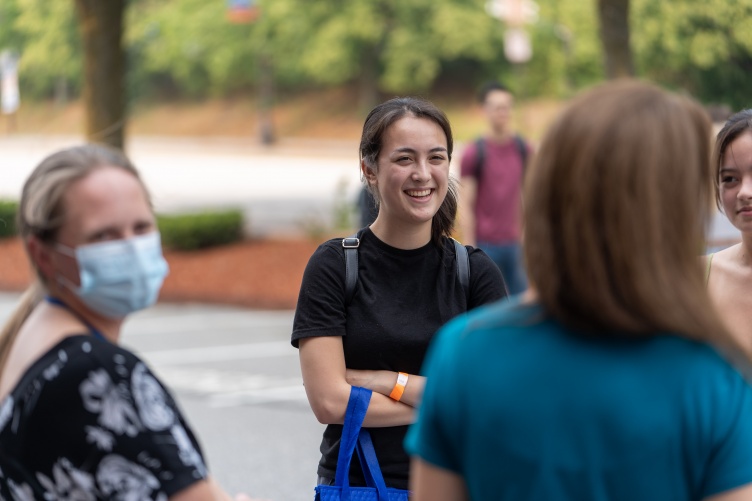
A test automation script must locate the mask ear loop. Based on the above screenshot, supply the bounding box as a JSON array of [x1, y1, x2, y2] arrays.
[[53, 242, 77, 257], [49, 242, 83, 302]]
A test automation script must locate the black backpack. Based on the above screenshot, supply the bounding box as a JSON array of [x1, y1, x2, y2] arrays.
[[472, 135, 528, 181], [341, 230, 469, 304]]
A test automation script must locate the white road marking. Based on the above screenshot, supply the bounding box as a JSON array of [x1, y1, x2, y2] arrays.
[[208, 386, 309, 408], [138, 340, 296, 365], [151, 367, 308, 407], [122, 311, 294, 337]]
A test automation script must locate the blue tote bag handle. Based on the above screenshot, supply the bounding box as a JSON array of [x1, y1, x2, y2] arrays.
[[317, 386, 408, 501], [334, 386, 372, 493], [355, 429, 389, 499]]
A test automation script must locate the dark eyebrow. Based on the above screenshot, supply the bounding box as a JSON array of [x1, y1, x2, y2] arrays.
[[393, 147, 417, 154], [393, 147, 448, 154]]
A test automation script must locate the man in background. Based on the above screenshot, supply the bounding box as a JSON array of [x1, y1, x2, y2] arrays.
[[459, 81, 531, 294]]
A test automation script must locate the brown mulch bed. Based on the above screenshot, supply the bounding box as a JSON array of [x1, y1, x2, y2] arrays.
[[0, 237, 320, 310]]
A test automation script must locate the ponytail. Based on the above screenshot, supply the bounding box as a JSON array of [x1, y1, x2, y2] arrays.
[[431, 177, 458, 246], [0, 282, 43, 375]]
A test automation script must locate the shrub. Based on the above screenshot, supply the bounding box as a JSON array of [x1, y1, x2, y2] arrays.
[[158, 209, 244, 251], [0, 200, 18, 239]]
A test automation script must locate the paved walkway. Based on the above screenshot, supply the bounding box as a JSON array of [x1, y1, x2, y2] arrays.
[[0, 134, 365, 238]]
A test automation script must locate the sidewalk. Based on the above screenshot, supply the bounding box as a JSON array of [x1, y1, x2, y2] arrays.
[[0, 134, 364, 238]]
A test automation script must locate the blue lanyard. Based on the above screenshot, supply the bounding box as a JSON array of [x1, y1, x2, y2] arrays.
[[45, 296, 107, 342]]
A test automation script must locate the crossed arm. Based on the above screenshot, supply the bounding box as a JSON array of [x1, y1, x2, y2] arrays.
[[298, 335, 424, 426]]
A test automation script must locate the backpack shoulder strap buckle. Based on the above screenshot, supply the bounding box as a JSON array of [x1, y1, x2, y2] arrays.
[[342, 237, 360, 249]]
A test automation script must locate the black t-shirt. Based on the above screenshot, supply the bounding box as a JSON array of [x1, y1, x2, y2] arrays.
[[292, 228, 507, 489], [0, 335, 207, 500]]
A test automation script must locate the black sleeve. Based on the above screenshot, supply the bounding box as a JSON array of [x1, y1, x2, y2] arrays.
[[291, 240, 348, 348], [467, 246, 508, 309]]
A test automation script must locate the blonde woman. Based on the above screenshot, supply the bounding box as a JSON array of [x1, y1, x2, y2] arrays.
[[407, 81, 752, 500], [0, 145, 251, 500]]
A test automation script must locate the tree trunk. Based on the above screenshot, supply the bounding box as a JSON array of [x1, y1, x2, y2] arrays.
[[358, 44, 380, 114], [74, 0, 126, 150], [258, 52, 275, 145], [597, 0, 634, 79]]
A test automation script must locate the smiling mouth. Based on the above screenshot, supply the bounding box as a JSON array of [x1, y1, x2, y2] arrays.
[[405, 189, 433, 198]]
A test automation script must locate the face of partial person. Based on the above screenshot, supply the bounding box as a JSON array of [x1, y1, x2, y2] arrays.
[[47, 166, 157, 287], [365, 115, 449, 229], [483, 89, 514, 134], [720, 131, 752, 233]]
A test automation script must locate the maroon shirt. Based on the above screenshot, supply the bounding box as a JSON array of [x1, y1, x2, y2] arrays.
[[460, 137, 528, 244]]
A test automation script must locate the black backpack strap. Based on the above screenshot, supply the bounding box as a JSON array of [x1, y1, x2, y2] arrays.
[[473, 137, 486, 180], [342, 230, 363, 304], [452, 238, 470, 297]]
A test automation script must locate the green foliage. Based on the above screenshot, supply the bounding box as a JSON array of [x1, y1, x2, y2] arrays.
[[0, 200, 19, 239], [2, 0, 752, 109], [632, 0, 752, 108], [157, 209, 244, 251], [259, 0, 503, 94], [127, 0, 258, 97], [4, 0, 82, 99], [0, 0, 23, 51]]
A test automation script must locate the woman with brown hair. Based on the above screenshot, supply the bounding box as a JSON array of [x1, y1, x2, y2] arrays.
[[0, 145, 251, 500], [707, 109, 752, 350], [406, 81, 752, 500], [292, 97, 506, 490]]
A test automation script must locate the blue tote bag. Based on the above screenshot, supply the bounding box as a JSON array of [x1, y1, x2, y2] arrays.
[[315, 386, 410, 501]]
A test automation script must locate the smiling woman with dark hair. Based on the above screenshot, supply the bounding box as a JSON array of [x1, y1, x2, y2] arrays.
[[292, 97, 506, 491]]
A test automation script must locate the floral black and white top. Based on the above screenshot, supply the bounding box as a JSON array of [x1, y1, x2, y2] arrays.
[[0, 335, 208, 500]]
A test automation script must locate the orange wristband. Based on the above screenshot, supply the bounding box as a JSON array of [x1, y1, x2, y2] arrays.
[[389, 372, 409, 401]]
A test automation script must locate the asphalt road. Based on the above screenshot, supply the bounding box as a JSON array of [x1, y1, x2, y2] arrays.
[[0, 292, 323, 500]]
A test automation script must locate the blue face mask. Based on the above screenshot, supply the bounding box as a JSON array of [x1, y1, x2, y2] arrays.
[[56, 232, 169, 318]]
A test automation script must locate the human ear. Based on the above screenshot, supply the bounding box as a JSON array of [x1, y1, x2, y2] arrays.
[[361, 159, 377, 187], [27, 236, 56, 281]]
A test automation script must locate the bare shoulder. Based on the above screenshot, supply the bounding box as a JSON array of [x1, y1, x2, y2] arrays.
[[710, 243, 743, 273]]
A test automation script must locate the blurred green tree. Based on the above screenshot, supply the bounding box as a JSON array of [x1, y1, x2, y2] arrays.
[[127, 0, 257, 98], [3, 0, 752, 114], [258, 0, 501, 110], [633, 0, 752, 109], [517, 0, 602, 97], [7, 0, 82, 101]]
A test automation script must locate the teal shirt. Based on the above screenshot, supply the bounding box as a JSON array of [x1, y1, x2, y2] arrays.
[[405, 299, 752, 500]]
